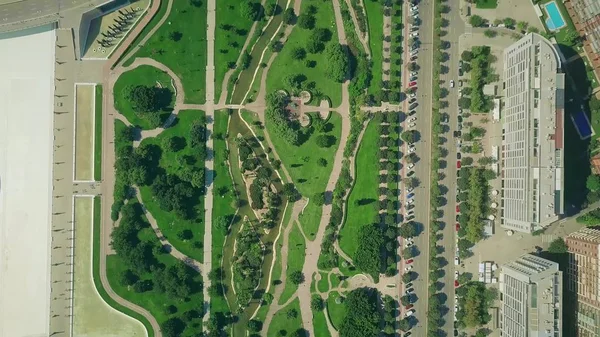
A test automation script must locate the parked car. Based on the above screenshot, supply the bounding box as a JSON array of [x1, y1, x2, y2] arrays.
[[405, 282, 413, 288], [404, 265, 413, 272], [405, 304, 414, 310], [455, 270, 459, 280], [405, 309, 415, 317], [410, 71, 418, 77], [456, 161, 461, 169], [409, 103, 418, 109], [454, 256, 460, 266], [441, 113, 449, 123], [407, 192, 415, 199], [409, 117, 417, 122], [409, 122, 416, 128], [455, 280, 460, 287], [450, 80, 455, 88], [457, 152, 461, 160], [409, 81, 417, 87], [409, 97, 417, 103], [406, 259, 414, 264], [407, 163, 415, 170], [456, 205, 460, 213], [407, 170, 415, 176], [459, 80, 463, 87], [410, 55, 418, 61], [409, 75, 418, 81], [409, 110, 416, 116], [456, 223, 460, 231], [457, 116, 463, 123], [407, 186, 414, 193]]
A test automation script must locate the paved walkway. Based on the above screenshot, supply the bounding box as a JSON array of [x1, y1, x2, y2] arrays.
[[344, 0, 371, 58]]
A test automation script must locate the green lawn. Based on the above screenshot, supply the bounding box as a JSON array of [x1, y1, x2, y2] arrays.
[[138, 110, 206, 262], [326, 291, 345, 330], [131, 0, 207, 103], [211, 110, 237, 315], [91, 198, 156, 337], [475, 0, 498, 9], [279, 222, 306, 305], [106, 203, 204, 336], [266, 0, 342, 107], [215, 0, 254, 101], [120, 0, 171, 67], [267, 298, 303, 337], [268, 113, 341, 239], [363, 0, 383, 95], [313, 305, 332, 337], [317, 272, 329, 293], [94, 84, 103, 181], [113, 65, 174, 130], [339, 119, 379, 258], [329, 272, 342, 289]]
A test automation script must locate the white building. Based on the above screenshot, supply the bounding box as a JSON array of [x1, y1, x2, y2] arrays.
[[501, 33, 565, 233], [500, 254, 562, 337]]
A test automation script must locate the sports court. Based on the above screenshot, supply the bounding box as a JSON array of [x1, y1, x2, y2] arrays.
[[0, 25, 55, 337], [571, 109, 595, 139]]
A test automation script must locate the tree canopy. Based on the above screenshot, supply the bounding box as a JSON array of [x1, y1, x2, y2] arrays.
[[325, 43, 349, 83], [339, 288, 381, 337]]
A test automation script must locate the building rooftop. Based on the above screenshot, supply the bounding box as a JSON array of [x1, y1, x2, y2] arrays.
[[502, 254, 560, 282], [567, 227, 600, 243]]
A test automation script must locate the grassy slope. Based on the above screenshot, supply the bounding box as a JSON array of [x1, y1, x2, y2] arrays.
[[215, 0, 254, 101], [266, 0, 342, 107], [267, 298, 303, 337], [132, 0, 207, 103], [91, 197, 155, 337], [279, 222, 306, 305], [139, 110, 206, 262], [211, 110, 236, 315], [106, 205, 204, 336], [326, 291, 345, 330], [269, 113, 342, 239], [313, 306, 332, 337], [113, 65, 174, 130], [94, 85, 103, 181], [339, 119, 379, 258], [364, 0, 383, 95]]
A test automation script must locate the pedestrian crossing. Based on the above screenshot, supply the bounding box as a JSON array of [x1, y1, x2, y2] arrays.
[[541, 234, 555, 243]]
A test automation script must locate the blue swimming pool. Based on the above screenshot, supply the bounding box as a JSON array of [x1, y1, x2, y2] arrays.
[[544, 1, 567, 31], [572, 110, 593, 139]]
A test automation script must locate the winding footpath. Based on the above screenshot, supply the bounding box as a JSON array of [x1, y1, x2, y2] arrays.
[[296, 0, 352, 334]]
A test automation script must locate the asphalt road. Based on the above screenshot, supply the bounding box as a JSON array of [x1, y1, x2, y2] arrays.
[[402, 0, 435, 335], [437, 0, 465, 335]]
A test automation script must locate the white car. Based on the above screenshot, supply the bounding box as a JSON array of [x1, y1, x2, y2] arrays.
[[409, 147, 416, 153], [450, 80, 455, 88], [410, 93, 417, 98], [404, 265, 413, 272], [454, 271, 459, 280], [410, 71, 418, 77], [455, 256, 460, 266], [410, 32, 419, 38], [409, 123, 416, 128], [408, 163, 415, 169], [406, 199, 414, 205], [409, 117, 417, 122], [405, 309, 415, 317], [408, 186, 414, 193]]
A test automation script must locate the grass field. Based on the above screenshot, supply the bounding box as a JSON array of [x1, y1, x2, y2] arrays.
[[326, 291, 345, 330], [120, 0, 170, 67], [91, 197, 156, 337], [317, 272, 329, 293], [131, 0, 207, 103], [476, 0, 498, 9], [269, 113, 341, 239], [266, 0, 342, 107], [211, 110, 237, 316], [267, 298, 303, 337], [313, 305, 332, 337], [94, 85, 103, 181], [278, 222, 306, 305], [363, 0, 383, 95], [138, 110, 206, 262], [113, 65, 174, 130], [74, 197, 146, 337], [215, 0, 254, 101], [339, 119, 379, 258]]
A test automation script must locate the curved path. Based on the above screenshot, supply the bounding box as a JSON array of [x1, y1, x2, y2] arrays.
[[99, 0, 167, 335], [343, 0, 371, 58]]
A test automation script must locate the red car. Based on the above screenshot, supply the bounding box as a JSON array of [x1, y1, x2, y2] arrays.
[[406, 259, 414, 264], [405, 304, 414, 310], [456, 223, 460, 232], [456, 205, 460, 213], [409, 81, 417, 87], [455, 280, 460, 288], [457, 160, 462, 169]]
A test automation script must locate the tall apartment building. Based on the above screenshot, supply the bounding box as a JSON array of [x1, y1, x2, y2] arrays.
[[500, 254, 562, 337], [501, 33, 565, 234], [566, 228, 600, 336]]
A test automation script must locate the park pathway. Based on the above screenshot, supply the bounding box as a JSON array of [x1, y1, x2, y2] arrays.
[[202, 0, 216, 328], [343, 0, 371, 58], [296, 0, 351, 334], [99, 0, 166, 336]]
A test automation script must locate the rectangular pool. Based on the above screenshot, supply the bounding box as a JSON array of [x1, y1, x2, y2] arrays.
[[544, 1, 567, 31], [571, 110, 593, 139]]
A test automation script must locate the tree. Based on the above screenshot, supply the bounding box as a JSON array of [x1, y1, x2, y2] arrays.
[[291, 47, 306, 60], [469, 15, 485, 27], [400, 295, 411, 306], [402, 271, 414, 283], [290, 271, 305, 284], [461, 50, 473, 62], [548, 238, 568, 254], [297, 14, 315, 29], [287, 308, 298, 319], [315, 134, 335, 147], [317, 158, 327, 167], [240, 1, 260, 21], [169, 31, 182, 42], [128, 85, 170, 114], [265, 3, 280, 16], [458, 97, 471, 109], [177, 229, 193, 241], [311, 295, 325, 310], [398, 318, 410, 331], [247, 319, 263, 332], [399, 221, 417, 238], [161, 317, 185, 337], [484, 29, 497, 38], [587, 174, 600, 191], [119, 269, 139, 286], [283, 8, 296, 24], [354, 225, 385, 276], [462, 157, 473, 166], [503, 17, 516, 29], [339, 288, 380, 337], [517, 21, 528, 32], [402, 247, 415, 259], [324, 43, 349, 82], [313, 192, 325, 206], [401, 130, 416, 143], [403, 177, 418, 189]]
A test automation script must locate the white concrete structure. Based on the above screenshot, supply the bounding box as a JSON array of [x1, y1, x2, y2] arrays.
[[501, 33, 565, 234], [0, 25, 55, 337], [500, 254, 562, 337]]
